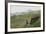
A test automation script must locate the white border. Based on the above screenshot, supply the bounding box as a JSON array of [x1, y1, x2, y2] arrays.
[[8, 3, 43, 32]]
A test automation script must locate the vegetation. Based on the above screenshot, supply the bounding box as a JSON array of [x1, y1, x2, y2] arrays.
[[10, 10, 41, 28]]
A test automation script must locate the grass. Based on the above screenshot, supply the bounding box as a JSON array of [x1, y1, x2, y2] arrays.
[[10, 11, 41, 28]]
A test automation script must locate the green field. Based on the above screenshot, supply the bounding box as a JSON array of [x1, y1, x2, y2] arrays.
[[10, 10, 41, 28]]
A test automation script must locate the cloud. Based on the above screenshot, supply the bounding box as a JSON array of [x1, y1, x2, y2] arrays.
[[10, 5, 41, 15]]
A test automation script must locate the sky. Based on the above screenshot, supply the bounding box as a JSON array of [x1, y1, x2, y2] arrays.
[[10, 5, 41, 15]]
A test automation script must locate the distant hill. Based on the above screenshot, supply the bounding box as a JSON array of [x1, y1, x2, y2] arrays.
[[11, 10, 40, 17]]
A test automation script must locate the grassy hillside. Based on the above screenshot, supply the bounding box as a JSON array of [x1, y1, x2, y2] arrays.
[[10, 10, 41, 28]]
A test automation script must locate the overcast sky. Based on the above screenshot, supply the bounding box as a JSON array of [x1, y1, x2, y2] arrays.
[[10, 5, 41, 15]]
